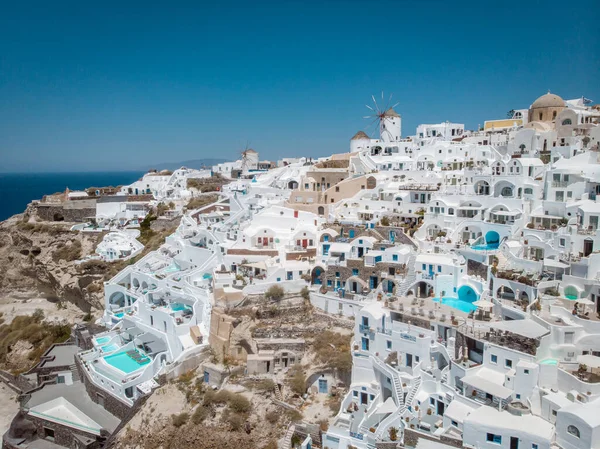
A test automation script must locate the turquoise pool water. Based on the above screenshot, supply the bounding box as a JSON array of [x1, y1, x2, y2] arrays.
[[164, 263, 180, 274], [433, 297, 477, 313], [471, 242, 499, 251], [171, 303, 190, 312], [540, 358, 558, 365], [565, 295, 578, 300], [101, 344, 119, 353], [202, 273, 212, 279], [95, 336, 111, 345], [104, 350, 150, 374], [114, 312, 124, 318]]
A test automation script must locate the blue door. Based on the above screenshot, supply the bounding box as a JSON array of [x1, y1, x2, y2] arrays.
[[203, 371, 209, 383], [318, 379, 328, 394], [389, 231, 395, 243], [323, 244, 330, 255], [361, 337, 369, 351]]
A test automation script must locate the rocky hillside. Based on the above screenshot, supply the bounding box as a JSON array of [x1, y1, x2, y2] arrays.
[[0, 215, 106, 312]]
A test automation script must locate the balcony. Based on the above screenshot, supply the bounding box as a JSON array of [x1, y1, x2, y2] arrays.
[[377, 327, 392, 336], [359, 324, 374, 334]]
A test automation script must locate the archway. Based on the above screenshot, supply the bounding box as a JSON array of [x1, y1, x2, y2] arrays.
[[317, 206, 325, 216], [288, 180, 298, 190], [458, 285, 478, 304], [53, 213, 64, 222], [132, 278, 140, 288], [415, 281, 434, 298], [474, 180, 490, 196], [485, 231, 500, 247], [109, 292, 125, 308], [311, 266, 324, 285], [564, 286, 579, 300], [497, 286, 515, 300]]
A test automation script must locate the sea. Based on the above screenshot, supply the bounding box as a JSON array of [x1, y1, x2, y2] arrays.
[[0, 171, 145, 222]]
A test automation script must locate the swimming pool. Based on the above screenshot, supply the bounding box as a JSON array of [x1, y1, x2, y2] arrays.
[[164, 263, 181, 274], [104, 350, 150, 374], [101, 344, 119, 353], [114, 312, 124, 318], [95, 336, 111, 345], [171, 303, 191, 312], [433, 297, 477, 313], [540, 358, 558, 365], [565, 295, 578, 301], [471, 242, 499, 251]]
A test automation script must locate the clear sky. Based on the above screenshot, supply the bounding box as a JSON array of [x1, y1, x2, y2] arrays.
[[1, 0, 599, 172]]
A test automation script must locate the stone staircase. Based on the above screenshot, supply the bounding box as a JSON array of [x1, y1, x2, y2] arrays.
[[371, 356, 404, 406], [280, 424, 296, 449], [495, 250, 509, 270], [69, 364, 81, 382], [396, 253, 417, 296]]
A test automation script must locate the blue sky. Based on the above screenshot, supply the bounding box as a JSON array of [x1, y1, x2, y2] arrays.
[[1, 0, 599, 172]]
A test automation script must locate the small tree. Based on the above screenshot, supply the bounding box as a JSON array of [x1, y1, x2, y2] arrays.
[[264, 285, 285, 301], [388, 426, 398, 441], [300, 286, 310, 301], [380, 216, 390, 227]]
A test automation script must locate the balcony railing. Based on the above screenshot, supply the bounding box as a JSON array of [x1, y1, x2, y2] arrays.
[[552, 181, 569, 188]]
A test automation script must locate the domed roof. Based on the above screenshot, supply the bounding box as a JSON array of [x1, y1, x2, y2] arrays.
[[351, 131, 370, 140], [531, 92, 565, 109], [383, 108, 400, 118]]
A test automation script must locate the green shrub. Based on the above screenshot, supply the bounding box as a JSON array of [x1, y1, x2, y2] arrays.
[[192, 405, 210, 424], [228, 394, 251, 413], [171, 412, 189, 427], [265, 410, 279, 424], [264, 285, 285, 301]]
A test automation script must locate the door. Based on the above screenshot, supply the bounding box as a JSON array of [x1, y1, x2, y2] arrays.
[[584, 239, 593, 257], [361, 337, 369, 351], [437, 401, 445, 416], [360, 392, 368, 405], [510, 437, 519, 449], [302, 239, 308, 248], [407, 354, 413, 367], [318, 379, 328, 394], [204, 371, 210, 383], [358, 247, 364, 257]]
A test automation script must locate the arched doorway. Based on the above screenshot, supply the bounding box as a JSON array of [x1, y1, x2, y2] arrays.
[[497, 286, 515, 301], [288, 180, 298, 190], [458, 285, 478, 304], [485, 231, 500, 248], [564, 286, 579, 300], [584, 238, 594, 257], [317, 206, 325, 216], [109, 292, 125, 308], [311, 266, 324, 285]]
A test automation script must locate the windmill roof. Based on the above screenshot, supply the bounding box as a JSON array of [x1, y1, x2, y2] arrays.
[[351, 131, 370, 140], [245, 149, 257, 153], [383, 108, 400, 118]]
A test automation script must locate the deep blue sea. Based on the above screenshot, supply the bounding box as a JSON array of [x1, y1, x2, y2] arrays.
[[0, 172, 145, 222]]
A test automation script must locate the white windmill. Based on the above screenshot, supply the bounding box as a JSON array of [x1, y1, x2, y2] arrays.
[[364, 92, 402, 143], [239, 143, 257, 173]]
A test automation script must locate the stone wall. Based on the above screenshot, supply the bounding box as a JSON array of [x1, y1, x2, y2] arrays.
[[34, 203, 96, 222], [24, 414, 106, 449], [75, 356, 133, 420], [404, 428, 462, 449], [467, 259, 488, 280]]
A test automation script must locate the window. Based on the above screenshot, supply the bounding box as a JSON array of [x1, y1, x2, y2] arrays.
[[430, 397, 436, 406], [451, 420, 458, 427], [505, 359, 513, 368], [552, 409, 557, 416], [44, 428, 55, 441], [491, 354, 498, 364], [562, 118, 572, 126], [57, 375, 65, 384], [567, 425, 580, 438], [524, 369, 530, 374], [392, 254, 398, 261], [516, 394, 521, 399], [352, 268, 359, 276], [386, 340, 392, 350], [353, 390, 358, 397], [487, 433, 502, 444], [532, 444, 539, 449], [323, 235, 329, 242], [559, 238, 565, 247]]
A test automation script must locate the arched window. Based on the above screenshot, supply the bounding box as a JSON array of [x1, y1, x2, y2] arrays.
[[567, 425, 580, 438], [448, 208, 454, 215], [553, 111, 557, 119], [562, 119, 572, 126]]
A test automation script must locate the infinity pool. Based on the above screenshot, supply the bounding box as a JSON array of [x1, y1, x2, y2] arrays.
[[104, 349, 150, 374], [164, 263, 181, 274], [114, 312, 124, 318], [540, 358, 558, 365], [101, 344, 119, 353], [95, 336, 111, 345], [471, 243, 499, 251], [171, 303, 191, 312], [565, 295, 578, 300], [433, 297, 477, 313]]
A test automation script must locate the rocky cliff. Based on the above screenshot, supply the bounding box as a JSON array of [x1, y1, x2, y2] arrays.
[[0, 214, 106, 312]]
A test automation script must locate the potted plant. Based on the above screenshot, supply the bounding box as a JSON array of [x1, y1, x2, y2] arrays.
[[427, 408, 433, 415], [389, 427, 398, 441], [369, 427, 376, 433]]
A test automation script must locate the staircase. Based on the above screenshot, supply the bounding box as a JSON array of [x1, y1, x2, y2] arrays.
[[274, 384, 283, 401], [396, 253, 417, 296], [404, 377, 422, 410], [280, 424, 296, 449], [371, 356, 404, 406], [495, 250, 509, 270], [69, 364, 81, 382]]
